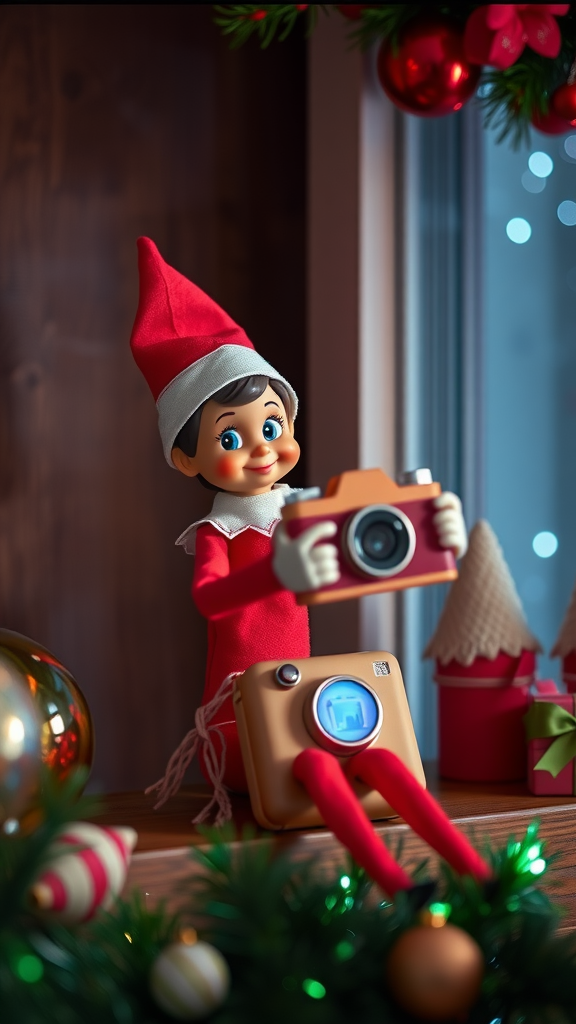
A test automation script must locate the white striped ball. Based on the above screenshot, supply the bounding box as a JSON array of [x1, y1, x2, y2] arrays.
[[150, 941, 230, 1020], [29, 821, 137, 925]]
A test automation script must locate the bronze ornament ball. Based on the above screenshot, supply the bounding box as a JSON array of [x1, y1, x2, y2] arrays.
[[0, 629, 94, 825], [385, 922, 484, 1021]]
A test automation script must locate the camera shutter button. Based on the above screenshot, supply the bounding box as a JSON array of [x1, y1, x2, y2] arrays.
[[275, 663, 301, 687], [397, 468, 433, 486]]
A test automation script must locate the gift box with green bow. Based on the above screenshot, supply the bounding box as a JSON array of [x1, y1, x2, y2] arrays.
[[524, 694, 576, 796]]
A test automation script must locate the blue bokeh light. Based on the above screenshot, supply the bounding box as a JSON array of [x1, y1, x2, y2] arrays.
[[528, 151, 553, 178], [506, 218, 531, 243], [532, 532, 558, 558], [521, 170, 545, 194], [557, 200, 576, 226]]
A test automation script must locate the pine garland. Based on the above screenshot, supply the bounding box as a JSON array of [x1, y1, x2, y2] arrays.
[[187, 823, 576, 1024], [480, 42, 576, 148], [3, 779, 576, 1024], [213, 4, 576, 146], [213, 4, 320, 49], [0, 772, 178, 1024]]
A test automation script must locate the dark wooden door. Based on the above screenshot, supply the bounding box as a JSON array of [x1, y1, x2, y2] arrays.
[[0, 4, 306, 792]]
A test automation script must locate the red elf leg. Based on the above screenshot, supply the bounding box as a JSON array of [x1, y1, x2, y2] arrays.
[[292, 748, 412, 896], [347, 748, 491, 882]]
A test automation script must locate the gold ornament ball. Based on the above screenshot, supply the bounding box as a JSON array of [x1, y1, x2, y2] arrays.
[[385, 923, 484, 1021], [0, 651, 42, 823], [150, 940, 230, 1020], [0, 629, 94, 824]]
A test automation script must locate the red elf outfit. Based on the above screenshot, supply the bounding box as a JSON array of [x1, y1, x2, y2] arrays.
[[177, 484, 311, 793], [130, 238, 490, 897]]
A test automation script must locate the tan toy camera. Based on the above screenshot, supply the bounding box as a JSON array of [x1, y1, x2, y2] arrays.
[[233, 651, 425, 830], [281, 467, 458, 605]]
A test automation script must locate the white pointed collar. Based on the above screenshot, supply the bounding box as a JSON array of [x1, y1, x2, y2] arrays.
[[175, 484, 297, 555]]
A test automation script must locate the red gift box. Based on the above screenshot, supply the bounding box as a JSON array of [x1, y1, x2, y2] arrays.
[[435, 650, 535, 782], [526, 694, 576, 796]]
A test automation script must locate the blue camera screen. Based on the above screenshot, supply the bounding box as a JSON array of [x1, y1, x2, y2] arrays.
[[316, 679, 380, 745]]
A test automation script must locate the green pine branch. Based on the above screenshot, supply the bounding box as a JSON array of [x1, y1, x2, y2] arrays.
[[213, 5, 317, 49], [2, 779, 576, 1024], [348, 4, 424, 52], [184, 822, 576, 1024], [0, 890, 180, 1024]]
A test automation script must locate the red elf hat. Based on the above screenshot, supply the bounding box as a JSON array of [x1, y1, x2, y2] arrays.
[[130, 238, 297, 464]]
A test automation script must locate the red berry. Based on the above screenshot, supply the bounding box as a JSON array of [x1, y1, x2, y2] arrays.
[[295, 4, 309, 9], [249, 9, 267, 20]]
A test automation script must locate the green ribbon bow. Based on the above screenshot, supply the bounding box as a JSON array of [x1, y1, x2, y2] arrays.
[[524, 702, 576, 778]]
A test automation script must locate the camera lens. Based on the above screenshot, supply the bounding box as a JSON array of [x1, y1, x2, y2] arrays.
[[305, 676, 383, 755], [362, 520, 398, 561], [345, 505, 416, 578]]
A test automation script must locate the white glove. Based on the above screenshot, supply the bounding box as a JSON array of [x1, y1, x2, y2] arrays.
[[272, 521, 340, 593], [432, 492, 468, 559]]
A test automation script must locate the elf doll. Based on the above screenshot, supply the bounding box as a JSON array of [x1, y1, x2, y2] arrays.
[[130, 238, 489, 896]]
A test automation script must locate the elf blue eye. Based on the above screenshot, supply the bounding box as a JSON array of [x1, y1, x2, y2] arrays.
[[219, 429, 242, 451], [263, 418, 282, 441]]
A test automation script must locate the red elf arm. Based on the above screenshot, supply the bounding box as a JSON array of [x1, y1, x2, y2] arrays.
[[192, 523, 283, 619]]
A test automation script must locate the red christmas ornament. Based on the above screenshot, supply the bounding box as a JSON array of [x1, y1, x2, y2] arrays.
[[531, 104, 572, 135], [377, 16, 481, 118], [551, 83, 576, 126]]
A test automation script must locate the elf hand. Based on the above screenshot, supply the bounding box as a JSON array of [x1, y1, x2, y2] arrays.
[[273, 521, 340, 593], [432, 492, 468, 559]]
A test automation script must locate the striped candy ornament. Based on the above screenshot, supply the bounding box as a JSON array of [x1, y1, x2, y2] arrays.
[[29, 822, 137, 925], [150, 940, 230, 1020]]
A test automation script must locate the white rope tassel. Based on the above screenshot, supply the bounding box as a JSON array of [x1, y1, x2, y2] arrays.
[[145, 672, 242, 827]]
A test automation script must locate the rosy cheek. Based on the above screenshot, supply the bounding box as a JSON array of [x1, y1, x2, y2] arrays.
[[278, 440, 300, 467], [216, 454, 239, 480]]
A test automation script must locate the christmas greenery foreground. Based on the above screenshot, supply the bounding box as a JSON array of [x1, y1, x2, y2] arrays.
[[2, 776, 576, 1024]]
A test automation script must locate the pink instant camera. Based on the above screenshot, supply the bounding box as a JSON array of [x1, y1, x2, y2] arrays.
[[281, 467, 458, 605]]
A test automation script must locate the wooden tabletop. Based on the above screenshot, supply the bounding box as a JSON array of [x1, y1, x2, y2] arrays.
[[93, 765, 576, 925]]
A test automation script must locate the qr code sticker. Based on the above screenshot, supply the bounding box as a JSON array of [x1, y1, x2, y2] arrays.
[[372, 661, 390, 677]]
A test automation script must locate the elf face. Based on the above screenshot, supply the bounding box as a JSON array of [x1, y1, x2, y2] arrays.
[[172, 384, 300, 496]]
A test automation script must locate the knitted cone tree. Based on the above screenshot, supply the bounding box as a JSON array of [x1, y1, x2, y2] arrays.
[[425, 520, 541, 782], [552, 581, 576, 692]]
